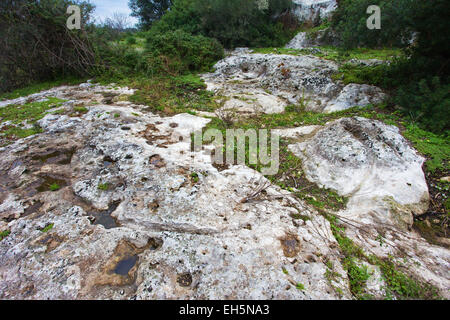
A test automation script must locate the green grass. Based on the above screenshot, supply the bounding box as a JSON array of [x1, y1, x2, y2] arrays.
[[0, 77, 85, 101], [73, 106, 89, 114], [95, 72, 218, 115], [0, 230, 11, 241], [40, 223, 54, 233], [49, 183, 61, 192], [296, 283, 305, 291], [403, 124, 450, 173], [0, 97, 66, 145], [251, 46, 401, 63], [371, 256, 440, 300], [323, 212, 441, 300], [331, 63, 388, 86], [110, 74, 218, 115], [0, 97, 66, 124]]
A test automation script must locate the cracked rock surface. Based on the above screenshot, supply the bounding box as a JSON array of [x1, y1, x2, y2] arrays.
[[0, 83, 352, 299]]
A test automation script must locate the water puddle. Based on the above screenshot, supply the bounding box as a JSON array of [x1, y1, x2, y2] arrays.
[[31, 148, 76, 165], [280, 234, 301, 258], [149, 154, 166, 168], [103, 156, 115, 167], [114, 255, 138, 275], [36, 176, 67, 193], [89, 201, 120, 229]]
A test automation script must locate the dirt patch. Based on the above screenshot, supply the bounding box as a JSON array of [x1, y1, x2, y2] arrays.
[[32, 233, 66, 253]]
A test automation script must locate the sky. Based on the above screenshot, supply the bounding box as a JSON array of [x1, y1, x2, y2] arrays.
[[90, 0, 139, 26]]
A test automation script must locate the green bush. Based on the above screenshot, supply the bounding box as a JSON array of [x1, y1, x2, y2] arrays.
[[330, 0, 449, 134], [126, 36, 137, 45], [145, 29, 224, 74], [0, 0, 96, 93], [331, 0, 414, 49], [145, 0, 297, 48], [394, 77, 449, 132]]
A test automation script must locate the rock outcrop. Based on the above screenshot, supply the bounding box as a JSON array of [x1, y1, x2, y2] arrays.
[[292, 0, 337, 23], [1, 28, 449, 300], [286, 29, 340, 49], [288, 117, 429, 230], [284, 118, 450, 297], [202, 49, 385, 115]]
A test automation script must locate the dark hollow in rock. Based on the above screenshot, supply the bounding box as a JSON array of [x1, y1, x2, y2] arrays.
[[149, 154, 166, 168], [280, 234, 301, 258], [36, 176, 68, 193], [23, 201, 43, 217], [114, 255, 138, 276], [31, 148, 76, 165], [89, 201, 121, 229], [103, 156, 115, 167], [176, 272, 193, 287], [147, 237, 163, 250]]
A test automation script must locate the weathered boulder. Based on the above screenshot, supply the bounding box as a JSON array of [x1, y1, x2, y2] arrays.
[[288, 117, 429, 230], [286, 29, 340, 49], [285, 118, 450, 297]]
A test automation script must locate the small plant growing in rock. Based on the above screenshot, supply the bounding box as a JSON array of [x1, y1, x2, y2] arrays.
[[114, 113, 120, 118], [40, 223, 54, 233], [296, 283, 305, 291], [49, 183, 60, 191], [74, 106, 88, 114], [98, 183, 110, 191], [191, 172, 199, 183], [0, 230, 11, 241]]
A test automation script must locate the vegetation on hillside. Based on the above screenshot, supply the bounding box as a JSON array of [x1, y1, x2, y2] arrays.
[[329, 0, 449, 134]]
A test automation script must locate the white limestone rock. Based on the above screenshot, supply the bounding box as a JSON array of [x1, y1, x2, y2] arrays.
[[0, 82, 352, 300], [292, 0, 337, 23], [288, 116, 429, 230]]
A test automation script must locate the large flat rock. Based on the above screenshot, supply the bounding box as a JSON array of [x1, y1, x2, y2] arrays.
[[0, 83, 351, 299]]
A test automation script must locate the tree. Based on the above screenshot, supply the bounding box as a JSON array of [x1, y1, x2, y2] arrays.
[[129, 0, 173, 29], [104, 12, 132, 33], [0, 0, 96, 92], [147, 0, 296, 48]]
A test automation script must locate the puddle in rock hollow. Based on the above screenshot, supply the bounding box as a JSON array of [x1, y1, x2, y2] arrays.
[[89, 201, 120, 229], [103, 156, 115, 167], [114, 255, 138, 275], [31, 148, 76, 165], [23, 201, 44, 217], [36, 176, 67, 193]]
